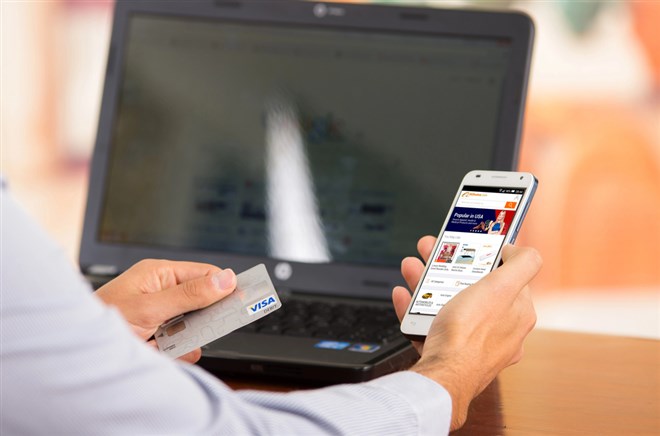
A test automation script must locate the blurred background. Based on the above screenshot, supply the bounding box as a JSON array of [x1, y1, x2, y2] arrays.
[[2, 0, 658, 338]]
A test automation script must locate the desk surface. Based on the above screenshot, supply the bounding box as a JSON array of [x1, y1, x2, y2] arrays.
[[223, 329, 660, 435]]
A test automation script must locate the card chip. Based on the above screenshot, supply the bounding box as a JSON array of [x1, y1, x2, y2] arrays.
[[166, 320, 186, 336]]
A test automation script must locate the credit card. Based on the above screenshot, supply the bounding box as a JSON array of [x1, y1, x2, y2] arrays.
[[155, 264, 281, 359]]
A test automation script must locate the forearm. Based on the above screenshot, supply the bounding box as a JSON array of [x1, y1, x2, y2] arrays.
[[203, 369, 452, 435], [1, 186, 452, 435], [3, 288, 451, 435], [3, 298, 451, 435]]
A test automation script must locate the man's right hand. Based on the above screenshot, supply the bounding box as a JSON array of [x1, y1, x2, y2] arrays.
[[392, 236, 541, 431], [95, 260, 237, 363]]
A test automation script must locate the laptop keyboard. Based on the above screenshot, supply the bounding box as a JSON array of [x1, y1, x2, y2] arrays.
[[88, 276, 404, 345], [238, 297, 404, 344]]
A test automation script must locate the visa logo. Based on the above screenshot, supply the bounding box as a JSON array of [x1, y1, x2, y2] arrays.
[[246, 295, 276, 315]]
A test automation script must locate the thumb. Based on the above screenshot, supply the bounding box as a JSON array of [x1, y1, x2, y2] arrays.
[[474, 245, 542, 302], [392, 286, 412, 323], [148, 269, 237, 324]]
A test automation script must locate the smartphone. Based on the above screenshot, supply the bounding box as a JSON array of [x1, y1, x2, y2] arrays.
[[400, 170, 538, 340]]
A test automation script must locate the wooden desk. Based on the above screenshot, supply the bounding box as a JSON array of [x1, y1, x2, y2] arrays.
[[224, 330, 660, 435]]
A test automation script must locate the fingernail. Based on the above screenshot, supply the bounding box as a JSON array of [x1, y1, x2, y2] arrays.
[[212, 269, 235, 290]]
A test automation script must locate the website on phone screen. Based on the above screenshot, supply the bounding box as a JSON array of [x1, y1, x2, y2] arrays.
[[409, 186, 525, 315]]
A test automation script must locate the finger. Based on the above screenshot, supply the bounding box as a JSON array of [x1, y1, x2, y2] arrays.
[[417, 236, 437, 263], [495, 286, 535, 369], [167, 261, 223, 285], [392, 286, 412, 322], [500, 244, 542, 266], [147, 339, 159, 350], [515, 286, 537, 335], [177, 348, 202, 364], [392, 286, 424, 356], [130, 259, 223, 291], [147, 339, 202, 364], [399, 236, 435, 293], [401, 256, 426, 292], [146, 269, 237, 323], [473, 246, 542, 303], [508, 345, 524, 366]]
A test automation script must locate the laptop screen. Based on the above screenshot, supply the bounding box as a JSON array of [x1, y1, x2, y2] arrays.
[[98, 14, 513, 267]]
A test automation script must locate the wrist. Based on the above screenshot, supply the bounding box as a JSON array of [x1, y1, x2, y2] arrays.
[[411, 360, 471, 430]]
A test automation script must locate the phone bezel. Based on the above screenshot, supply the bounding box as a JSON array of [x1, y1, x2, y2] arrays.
[[400, 170, 538, 340]]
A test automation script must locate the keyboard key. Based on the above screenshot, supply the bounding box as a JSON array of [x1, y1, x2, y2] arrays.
[[242, 297, 398, 344]]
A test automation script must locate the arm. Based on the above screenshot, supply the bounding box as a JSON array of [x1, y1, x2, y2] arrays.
[[0, 187, 451, 435], [393, 236, 540, 430]]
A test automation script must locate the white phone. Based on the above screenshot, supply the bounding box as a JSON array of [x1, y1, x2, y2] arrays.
[[400, 170, 538, 340]]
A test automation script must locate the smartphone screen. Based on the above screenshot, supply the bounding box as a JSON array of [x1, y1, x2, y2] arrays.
[[409, 185, 526, 316]]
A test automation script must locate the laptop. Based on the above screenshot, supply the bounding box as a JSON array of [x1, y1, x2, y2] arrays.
[[80, 0, 534, 384]]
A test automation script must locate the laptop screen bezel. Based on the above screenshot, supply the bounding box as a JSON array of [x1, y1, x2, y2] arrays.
[[80, 0, 534, 299]]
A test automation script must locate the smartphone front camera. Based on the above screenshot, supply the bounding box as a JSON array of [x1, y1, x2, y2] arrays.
[[476, 174, 481, 178], [520, 176, 524, 180]]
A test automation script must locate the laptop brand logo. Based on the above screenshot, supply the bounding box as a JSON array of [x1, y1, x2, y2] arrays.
[[313, 3, 328, 17], [247, 295, 277, 315], [274, 262, 292, 281], [313, 3, 345, 18]]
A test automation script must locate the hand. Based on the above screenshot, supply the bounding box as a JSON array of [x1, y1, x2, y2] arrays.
[[95, 260, 237, 363], [392, 236, 541, 431]]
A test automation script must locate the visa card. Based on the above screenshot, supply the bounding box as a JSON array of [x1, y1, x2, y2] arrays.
[[154, 264, 281, 359]]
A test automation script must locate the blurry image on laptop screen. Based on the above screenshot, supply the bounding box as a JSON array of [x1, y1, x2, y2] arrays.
[[100, 16, 512, 266]]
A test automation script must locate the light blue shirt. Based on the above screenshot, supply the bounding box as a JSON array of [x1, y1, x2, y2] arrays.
[[0, 182, 451, 435]]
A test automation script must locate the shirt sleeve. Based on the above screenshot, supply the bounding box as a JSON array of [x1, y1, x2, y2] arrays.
[[0, 183, 452, 435]]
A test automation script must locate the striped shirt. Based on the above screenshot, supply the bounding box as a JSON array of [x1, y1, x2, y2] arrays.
[[0, 181, 451, 435]]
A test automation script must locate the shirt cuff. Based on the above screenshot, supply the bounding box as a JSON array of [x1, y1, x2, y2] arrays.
[[366, 371, 452, 435]]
